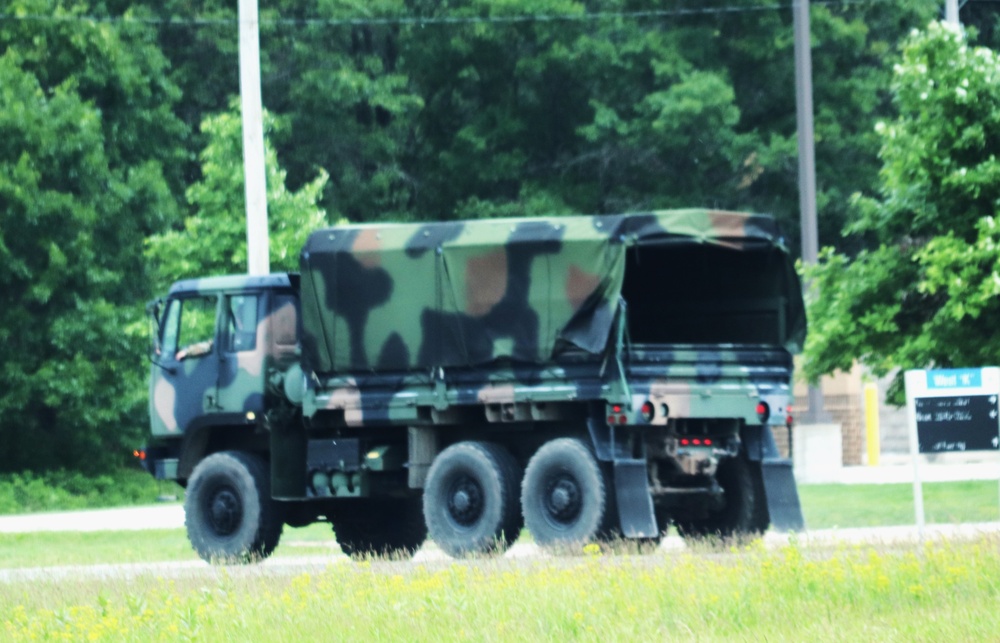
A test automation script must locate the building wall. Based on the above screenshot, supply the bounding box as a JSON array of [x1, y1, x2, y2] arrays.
[[790, 363, 866, 465], [874, 373, 911, 454]]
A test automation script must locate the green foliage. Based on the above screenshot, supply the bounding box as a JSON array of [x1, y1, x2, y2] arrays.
[[0, 53, 163, 473], [805, 23, 1000, 397], [0, 1, 187, 474], [0, 469, 165, 515], [146, 102, 329, 284], [129, 0, 938, 239]]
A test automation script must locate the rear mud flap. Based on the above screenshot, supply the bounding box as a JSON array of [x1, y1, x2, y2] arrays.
[[613, 460, 658, 538], [761, 458, 805, 532]]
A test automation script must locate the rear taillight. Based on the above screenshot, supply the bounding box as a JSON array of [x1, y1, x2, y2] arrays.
[[608, 404, 628, 425], [756, 402, 770, 424], [679, 438, 713, 447]]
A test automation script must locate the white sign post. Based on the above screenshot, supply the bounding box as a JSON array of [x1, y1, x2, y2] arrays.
[[904, 368, 1000, 539]]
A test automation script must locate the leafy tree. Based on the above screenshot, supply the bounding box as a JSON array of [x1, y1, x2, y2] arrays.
[[698, 0, 939, 255], [146, 102, 329, 285], [0, 53, 149, 472], [396, 0, 758, 219], [129, 0, 941, 240], [803, 22, 1000, 400], [267, 2, 424, 223], [0, 2, 187, 473]]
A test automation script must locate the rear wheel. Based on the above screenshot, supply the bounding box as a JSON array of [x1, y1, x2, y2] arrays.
[[675, 455, 758, 540], [184, 451, 282, 564], [332, 497, 427, 559], [521, 438, 613, 549], [423, 442, 522, 558]]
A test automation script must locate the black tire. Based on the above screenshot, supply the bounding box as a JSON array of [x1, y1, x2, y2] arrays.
[[332, 497, 428, 560], [423, 442, 522, 558], [184, 451, 283, 564], [521, 438, 613, 548], [675, 455, 759, 540]]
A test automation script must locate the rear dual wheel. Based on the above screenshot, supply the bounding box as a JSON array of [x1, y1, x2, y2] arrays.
[[423, 442, 522, 558], [424, 438, 622, 556], [521, 438, 615, 549]]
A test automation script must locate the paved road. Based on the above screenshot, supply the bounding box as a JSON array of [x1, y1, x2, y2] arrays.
[[0, 504, 186, 533]]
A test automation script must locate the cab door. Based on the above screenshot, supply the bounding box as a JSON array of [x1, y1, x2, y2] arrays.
[[216, 292, 268, 415], [150, 294, 222, 437]]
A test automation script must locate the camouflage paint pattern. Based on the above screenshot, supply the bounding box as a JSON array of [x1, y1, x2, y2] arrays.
[[302, 345, 793, 430], [297, 210, 802, 432], [299, 209, 805, 376]]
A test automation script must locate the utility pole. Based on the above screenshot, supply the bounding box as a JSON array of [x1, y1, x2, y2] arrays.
[[945, 0, 960, 26], [793, 0, 828, 423], [794, 0, 817, 268], [239, 0, 270, 276]]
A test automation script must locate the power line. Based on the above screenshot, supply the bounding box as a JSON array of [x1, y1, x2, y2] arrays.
[[0, 0, 899, 29]]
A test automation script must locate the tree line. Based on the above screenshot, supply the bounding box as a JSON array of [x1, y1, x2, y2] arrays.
[[0, 0, 996, 473]]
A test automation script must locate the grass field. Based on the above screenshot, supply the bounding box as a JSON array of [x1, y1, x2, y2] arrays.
[[2, 482, 1000, 640], [800, 480, 1000, 528], [0, 524, 336, 569], [2, 538, 1000, 641]]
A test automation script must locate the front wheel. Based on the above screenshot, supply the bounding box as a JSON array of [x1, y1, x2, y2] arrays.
[[184, 451, 282, 564], [521, 438, 613, 549]]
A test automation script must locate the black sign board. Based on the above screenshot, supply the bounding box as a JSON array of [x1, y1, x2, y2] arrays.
[[915, 395, 1000, 453]]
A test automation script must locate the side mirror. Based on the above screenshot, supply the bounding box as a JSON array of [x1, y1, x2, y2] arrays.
[[145, 298, 166, 361], [146, 299, 177, 375]]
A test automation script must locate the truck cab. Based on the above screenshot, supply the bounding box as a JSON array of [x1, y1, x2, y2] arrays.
[[146, 274, 301, 483]]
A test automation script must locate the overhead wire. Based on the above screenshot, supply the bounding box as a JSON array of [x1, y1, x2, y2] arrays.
[[0, 0, 906, 29]]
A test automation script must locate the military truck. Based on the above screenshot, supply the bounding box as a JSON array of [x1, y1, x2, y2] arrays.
[[142, 209, 805, 562]]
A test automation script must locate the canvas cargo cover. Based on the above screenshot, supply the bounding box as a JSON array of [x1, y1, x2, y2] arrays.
[[299, 209, 805, 374]]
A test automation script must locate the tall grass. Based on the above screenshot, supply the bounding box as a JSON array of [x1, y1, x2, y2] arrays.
[[3, 537, 1000, 641]]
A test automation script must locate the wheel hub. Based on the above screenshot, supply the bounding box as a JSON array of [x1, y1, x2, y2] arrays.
[[545, 475, 581, 523], [447, 475, 483, 526], [207, 487, 242, 536]]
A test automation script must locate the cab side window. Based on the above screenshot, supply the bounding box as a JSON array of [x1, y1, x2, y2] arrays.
[[226, 294, 259, 352], [160, 299, 181, 358], [175, 296, 217, 360]]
